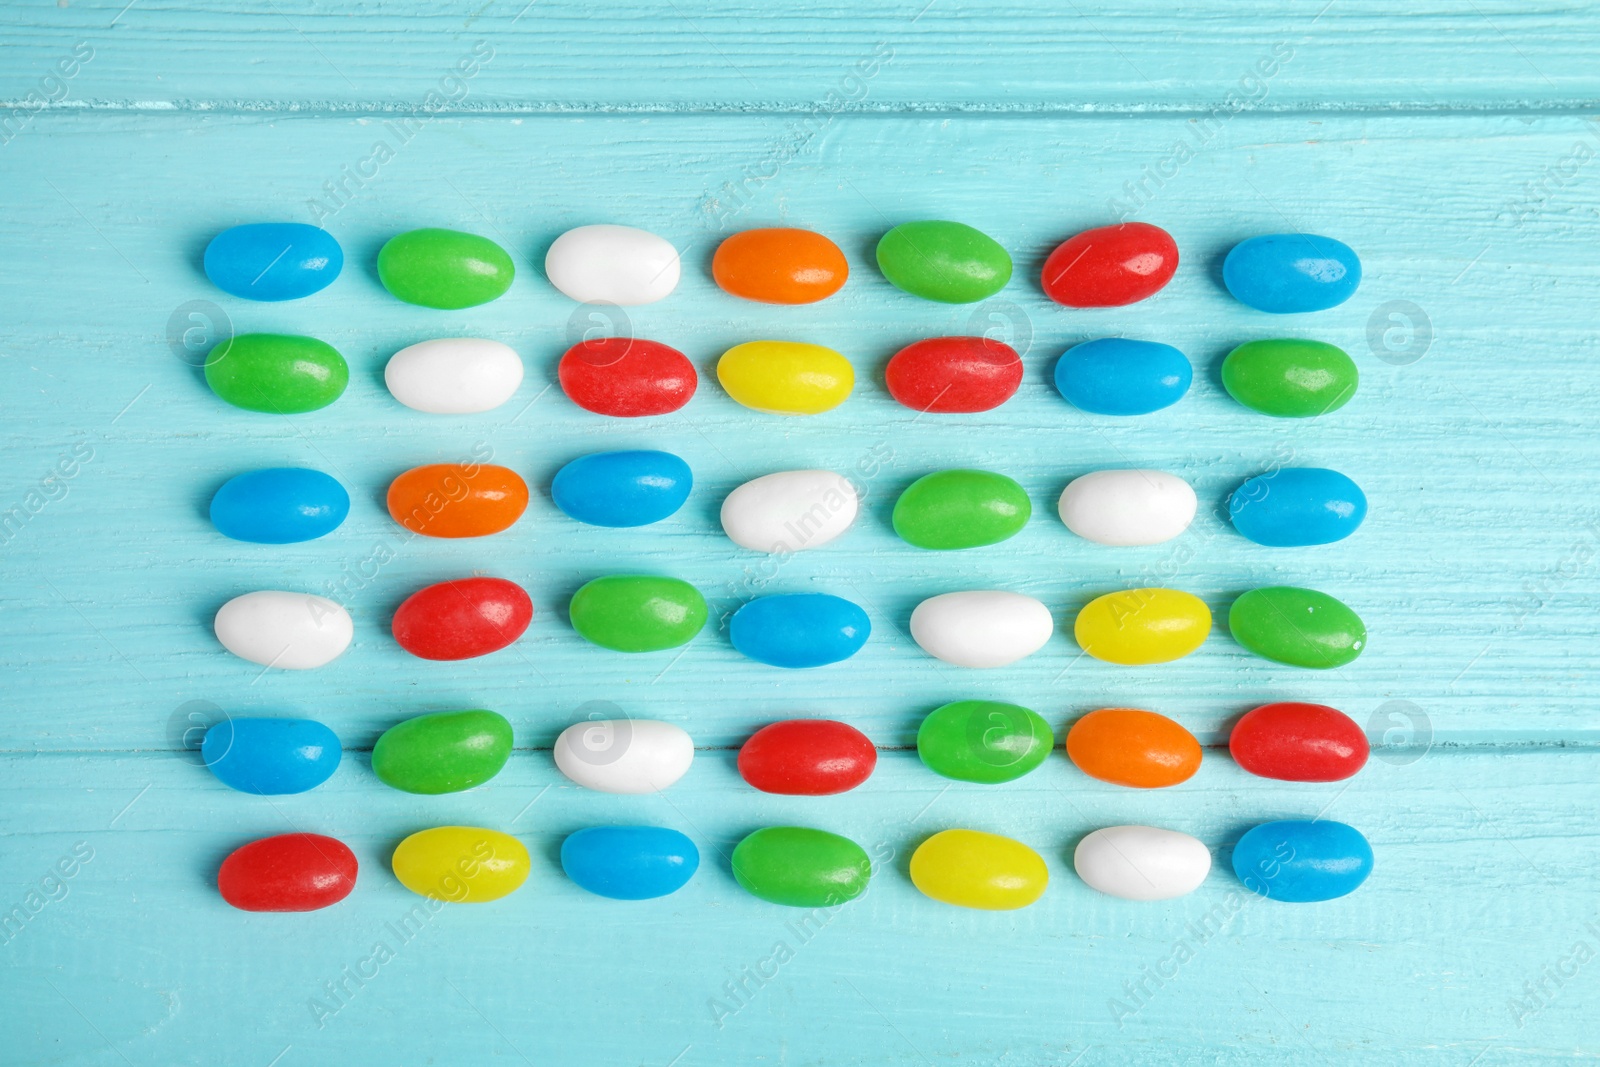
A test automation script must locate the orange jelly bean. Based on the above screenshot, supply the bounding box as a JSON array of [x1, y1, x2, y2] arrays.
[[387, 462, 528, 538], [712, 228, 849, 304], [1066, 708, 1201, 788]]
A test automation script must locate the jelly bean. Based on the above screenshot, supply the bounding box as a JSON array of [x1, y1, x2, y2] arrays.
[[561, 826, 699, 900], [909, 829, 1047, 910], [721, 469, 858, 553], [392, 577, 532, 661], [377, 228, 514, 309], [713, 227, 848, 304], [1232, 820, 1373, 902], [731, 827, 872, 907], [717, 341, 854, 415], [1074, 826, 1211, 901], [1054, 338, 1191, 416], [1058, 469, 1196, 547], [1223, 234, 1361, 314], [204, 333, 348, 414], [202, 717, 341, 795], [738, 719, 877, 795], [1067, 708, 1201, 788], [1228, 586, 1366, 668], [386, 462, 529, 538], [219, 833, 357, 912], [551, 450, 692, 528], [875, 221, 1012, 303], [214, 590, 352, 670], [559, 338, 697, 417], [917, 701, 1053, 784], [1041, 222, 1178, 307], [908, 590, 1053, 668], [372, 709, 513, 794], [729, 593, 870, 668], [884, 337, 1022, 413], [204, 223, 342, 301], [1222, 339, 1358, 418], [568, 575, 707, 652], [1228, 467, 1367, 547], [391, 826, 529, 903], [210, 467, 349, 544], [384, 338, 524, 414], [554, 719, 694, 794], [1074, 588, 1211, 664], [892, 469, 1031, 550], [545, 224, 680, 305], [1230, 702, 1369, 782]]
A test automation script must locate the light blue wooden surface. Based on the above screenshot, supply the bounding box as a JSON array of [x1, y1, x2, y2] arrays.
[[4, 3, 1600, 1064]]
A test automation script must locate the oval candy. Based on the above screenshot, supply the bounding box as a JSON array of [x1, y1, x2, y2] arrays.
[[909, 590, 1053, 668], [731, 827, 872, 907], [559, 338, 697, 417], [1041, 222, 1178, 307], [392, 577, 532, 661], [387, 462, 528, 538], [554, 719, 694, 794], [391, 826, 529, 903], [910, 829, 1047, 910], [717, 341, 854, 415], [210, 467, 349, 544], [1228, 586, 1366, 668], [721, 469, 859, 553], [204, 223, 342, 301], [892, 469, 1031, 550], [917, 701, 1053, 784], [1232, 820, 1373, 902], [377, 228, 514, 309], [569, 575, 707, 652], [1229, 702, 1369, 782], [884, 337, 1023, 413], [202, 717, 341, 795], [713, 228, 848, 304], [214, 590, 352, 670], [1058, 469, 1197, 547], [546, 224, 680, 305], [372, 709, 514, 794], [551, 450, 692, 528], [561, 826, 700, 900], [876, 221, 1012, 303], [219, 833, 357, 912], [1222, 339, 1358, 418], [1074, 588, 1211, 664], [738, 719, 877, 795], [204, 333, 348, 414], [384, 338, 524, 414], [729, 593, 870, 669], [1054, 338, 1191, 416], [1067, 708, 1201, 788], [1223, 234, 1361, 314], [1228, 467, 1367, 547], [1074, 826, 1211, 901]]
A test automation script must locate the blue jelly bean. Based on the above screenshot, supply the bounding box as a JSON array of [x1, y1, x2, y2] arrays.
[[202, 717, 341, 795], [210, 467, 350, 544], [1054, 338, 1191, 416], [729, 593, 870, 668], [561, 826, 699, 900], [551, 450, 692, 528], [1229, 467, 1367, 547], [203, 223, 344, 301], [1222, 234, 1361, 314], [1232, 819, 1373, 902]]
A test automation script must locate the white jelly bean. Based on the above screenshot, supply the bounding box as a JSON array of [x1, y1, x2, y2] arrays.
[[1074, 825, 1211, 901], [720, 470, 858, 553], [553, 719, 693, 794], [909, 590, 1053, 668], [1058, 469, 1196, 546], [214, 591, 352, 670], [384, 338, 524, 414], [545, 224, 681, 305]]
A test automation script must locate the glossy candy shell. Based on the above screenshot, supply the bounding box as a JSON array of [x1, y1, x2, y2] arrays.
[[553, 719, 694, 794], [713, 228, 848, 304], [1067, 708, 1202, 788], [377, 228, 514, 309], [875, 221, 1012, 303], [1222, 339, 1358, 417], [392, 578, 532, 661], [210, 467, 349, 544], [387, 463, 528, 538], [204, 333, 348, 414], [892, 469, 1031, 550], [545, 224, 681, 305], [1228, 586, 1367, 668], [909, 829, 1047, 910], [204, 223, 342, 301], [1223, 234, 1361, 314], [917, 701, 1053, 784], [1074, 826, 1212, 901], [391, 827, 531, 903], [561, 826, 700, 900], [1229, 468, 1367, 547], [218, 833, 357, 912], [1232, 820, 1373, 902], [1074, 588, 1211, 664], [551, 450, 692, 528], [717, 341, 854, 415], [1229, 702, 1369, 782], [372, 709, 514, 794], [720, 469, 859, 553], [884, 337, 1023, 413], [738, 719, 877, 795], [1041, 222, 1178, 307], [569, 576, 707, 652], [384, 338, 524, 414], [731, 827, 872, 907], [202, 717, 341, 795], [213, 590, 352, 670], [559, 338, 697, 417], [728, 593, 870, 668], [908, 590, 1053, 668], [1054, 338, 1191, 415]]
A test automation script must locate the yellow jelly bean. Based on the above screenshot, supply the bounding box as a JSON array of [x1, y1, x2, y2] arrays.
[[1074, 587, 1211, 665], [716, 340, 854, 415], [391, 826, 529, 903], [909, 829, 1048, 910]]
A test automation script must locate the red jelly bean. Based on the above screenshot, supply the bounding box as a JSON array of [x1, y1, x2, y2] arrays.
[[738, 719, 877, 795], [885, 336, 1023, 413], [1229, 702, 1369, 782], [1041, 222, 1179, 308], [218, 833, 357, 912], [392, 577, 533, 661], [559, 338, 697, 417]]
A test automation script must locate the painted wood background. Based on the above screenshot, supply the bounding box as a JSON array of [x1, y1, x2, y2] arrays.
[[3, 1, 1599, 1063]]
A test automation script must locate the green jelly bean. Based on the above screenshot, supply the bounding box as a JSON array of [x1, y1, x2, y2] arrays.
[[371, 709, 513, 794], [1221, 339, 1358, 418], [377, 227, 515, 309], [892, 469, 1031, 549], [570, 575, 707, 652], [731, 826, 872, 907], [917, 700, 1054, 784], [875, 221, 1012, 303], [1228, 586, 1366, 669], [204, 333, 348, 413]]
